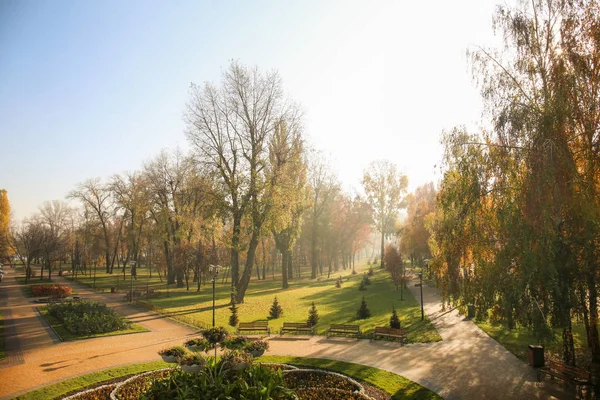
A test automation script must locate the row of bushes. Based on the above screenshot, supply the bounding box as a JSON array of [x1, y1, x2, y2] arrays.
[[31, 284, 72, 298], [46, 300, 128, 335]]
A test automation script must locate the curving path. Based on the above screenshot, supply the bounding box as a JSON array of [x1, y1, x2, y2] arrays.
[[0, 268, 567, 400]]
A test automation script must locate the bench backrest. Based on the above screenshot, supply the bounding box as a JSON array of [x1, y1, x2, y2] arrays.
[[283, 322, 310, 328], [239, 321, 268, 328], [375, 327, 405, 335], [549, 360, 590, 380], [330, 324, 360, 331]]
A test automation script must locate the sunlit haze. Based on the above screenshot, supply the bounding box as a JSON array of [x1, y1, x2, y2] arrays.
[[1, 0, 504, 221]]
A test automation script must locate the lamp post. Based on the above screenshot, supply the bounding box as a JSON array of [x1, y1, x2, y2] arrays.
[[208, 265, 222, 327], [129, 260, 136, 303], [418, 272, 424, 321], [93, 258, 98, 290]]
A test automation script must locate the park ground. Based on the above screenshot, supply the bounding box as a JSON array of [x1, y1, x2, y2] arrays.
[[0, 261, 575, 400]]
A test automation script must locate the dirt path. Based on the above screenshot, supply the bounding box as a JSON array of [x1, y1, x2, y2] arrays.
[[0, 269, 568, 400]]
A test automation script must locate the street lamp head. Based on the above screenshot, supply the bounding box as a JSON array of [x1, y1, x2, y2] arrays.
[[208, 264, 222, 280]]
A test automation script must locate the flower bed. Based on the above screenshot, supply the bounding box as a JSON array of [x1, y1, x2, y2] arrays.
[[295, 387, 374, 400], [31, 284, 72, 298], [45, 300, 128, 335], [283, 369, 364, 393], [110, 369, 170, 400]]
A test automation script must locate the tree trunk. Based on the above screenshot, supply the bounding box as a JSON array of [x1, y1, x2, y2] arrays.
[[281, 251, 289, 289], [310, 223, 318, 279], [231, 213, 242, 289], [236, 232, 259, 303], [380, 230, 385, 269], [287, 249, 293, 280]]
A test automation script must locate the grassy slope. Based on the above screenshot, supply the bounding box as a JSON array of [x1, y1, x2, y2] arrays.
[[476, 319, 589, 363], [37, 308, 148, 341], [15, 357, 441, 400], [71, 262, 441, 343]]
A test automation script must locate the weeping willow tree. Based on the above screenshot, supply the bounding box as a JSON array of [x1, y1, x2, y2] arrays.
[[430, 0, 600, 374]]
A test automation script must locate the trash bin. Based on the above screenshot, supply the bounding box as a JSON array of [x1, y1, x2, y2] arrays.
[[467, 304, 475, 318], [110, 286, 116, 293], [528, 345, 544, 368]]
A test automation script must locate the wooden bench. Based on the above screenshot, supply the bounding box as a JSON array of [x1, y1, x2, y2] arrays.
[[371, 327, 406, 344], [238, 321, 270, 336], [327, 324, 361, 338], [280, 322, 314, 336], [537, 360, 591, 396]]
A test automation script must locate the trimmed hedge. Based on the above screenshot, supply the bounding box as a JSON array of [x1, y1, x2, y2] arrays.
[[31, 285, 72, 298]]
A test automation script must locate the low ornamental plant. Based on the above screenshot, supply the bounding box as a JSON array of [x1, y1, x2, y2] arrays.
[[221, 336, 248, 350], [45, 299, 127, 335], [31, 284, 72, 297], [390, 306, 401, 329], [221, 350, 253, 367], [358, 280, 367, 291], [201, 326, 229, 345], [244, 339, 269, 353], [184, 337, 211, 352], [356, 296, 371, 319], [335, 276, 342, 288], [158, 346, 185, 358], [307, 302, 319, 327], [362, 274, 372, 285], [269, 296, 283, 319], [179, 353, 206, 366]]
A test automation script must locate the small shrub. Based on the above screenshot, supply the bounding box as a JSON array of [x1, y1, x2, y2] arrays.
[[367, 267, 374, 277], [390, 306, 401, 329], [356, 296, 371, 319], [269, 296, 283, 319], [367, 259, 371, 266], [229, 299, 239, 327], [373, 258, 378, 266], [335, 276, 343, 288], [221, 349, 253, 366], [307, 302, 319, 327], [351, 269, 357, 275], [358, 280, 366, 291]]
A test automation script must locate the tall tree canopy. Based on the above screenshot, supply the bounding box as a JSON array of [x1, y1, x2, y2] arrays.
[[362, 160, 408, 269]]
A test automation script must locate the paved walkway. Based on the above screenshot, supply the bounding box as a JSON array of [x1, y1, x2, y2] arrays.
[[0, 269, 569, 400]]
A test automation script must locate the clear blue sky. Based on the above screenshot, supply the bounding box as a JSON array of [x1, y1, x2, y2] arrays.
[[0, 0, 503, 221]]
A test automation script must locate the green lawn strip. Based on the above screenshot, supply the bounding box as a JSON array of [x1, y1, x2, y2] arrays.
[[475, 319, 588, 363], [258, 355, 442, 400], [0, 310, 4, 360], [37, 307, 148, 341], [13, 360, 170, 400]]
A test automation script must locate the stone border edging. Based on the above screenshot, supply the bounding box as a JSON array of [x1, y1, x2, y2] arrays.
[[61, 383, 116, 400]]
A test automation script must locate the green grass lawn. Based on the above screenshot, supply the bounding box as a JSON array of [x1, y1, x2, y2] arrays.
[[37, 307, 148, 341], [476, 319, 589, 364], [13, 357, 441, 400], [0, 309, 4, 360], [69, 261, 441, 343]]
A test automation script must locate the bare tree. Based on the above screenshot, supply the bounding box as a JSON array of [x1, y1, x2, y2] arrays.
[[185, 61, 303, 302], [9, 219, 45, 282], [68, 178, 114, 273]]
